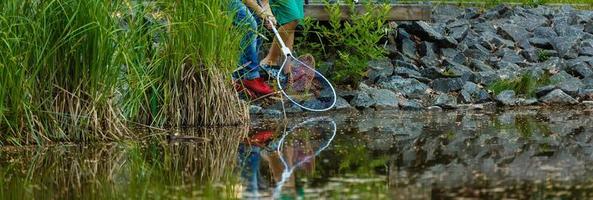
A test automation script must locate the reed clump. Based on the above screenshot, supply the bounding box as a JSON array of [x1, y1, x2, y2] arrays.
[[0, 0, 249, 145], [0, 0, 128, 144]]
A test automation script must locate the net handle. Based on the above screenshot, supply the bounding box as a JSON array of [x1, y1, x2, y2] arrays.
[[268, 19, 292, 56]]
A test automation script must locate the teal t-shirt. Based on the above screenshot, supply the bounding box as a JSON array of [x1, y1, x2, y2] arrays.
[[270, 0, 304, 25]]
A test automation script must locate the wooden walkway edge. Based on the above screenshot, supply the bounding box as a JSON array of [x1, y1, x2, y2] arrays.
[[304, 4, 432, 21]]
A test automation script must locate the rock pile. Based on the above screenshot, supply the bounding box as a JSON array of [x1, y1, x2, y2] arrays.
[[254, 5, 593, 115]]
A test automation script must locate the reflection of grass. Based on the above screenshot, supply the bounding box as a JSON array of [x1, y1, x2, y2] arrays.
[[514, 115, 553, 138], [0, 128, 245, 199], [488, 72, 553, 97]]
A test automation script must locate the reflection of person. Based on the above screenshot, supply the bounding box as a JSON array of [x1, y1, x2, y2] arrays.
[[238, 128, 314, 198], [231, 0, 276, 97]]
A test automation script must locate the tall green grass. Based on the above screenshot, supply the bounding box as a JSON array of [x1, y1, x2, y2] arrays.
[[0, 0, 127, 144], [0, 0, 249, 145]]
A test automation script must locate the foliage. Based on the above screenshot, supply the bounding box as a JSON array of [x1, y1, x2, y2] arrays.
[[294, 0, 390, 85], [0, 0, 249, 145], [488, 72, 553, 97]]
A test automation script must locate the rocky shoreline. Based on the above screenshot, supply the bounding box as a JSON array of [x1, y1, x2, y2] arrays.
[[252, 4, 593, 118]]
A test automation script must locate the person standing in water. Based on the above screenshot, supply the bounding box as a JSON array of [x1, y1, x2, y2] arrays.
[[231, 0, 278, 97]]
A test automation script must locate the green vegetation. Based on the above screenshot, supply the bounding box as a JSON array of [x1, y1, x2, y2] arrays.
[[0, 0, 248, 145], [294, 0, 390, 85], [0, 128, 246, 199], [488, 72, 553, 97]]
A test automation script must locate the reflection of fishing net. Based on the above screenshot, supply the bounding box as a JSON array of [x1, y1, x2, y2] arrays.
[[273, 117, 337, 198], [277, 54, 336, 112]]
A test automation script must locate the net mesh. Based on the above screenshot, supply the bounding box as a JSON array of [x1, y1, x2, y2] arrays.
[[276, 54, 336, 111]]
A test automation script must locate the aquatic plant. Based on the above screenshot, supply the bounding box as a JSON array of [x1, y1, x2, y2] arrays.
[[138, 0, 249, 127], [0, 0, 129, 144], [0, 0, 249, 145]]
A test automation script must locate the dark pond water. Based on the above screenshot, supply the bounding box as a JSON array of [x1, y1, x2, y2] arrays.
[[2, 108, 593, 199]]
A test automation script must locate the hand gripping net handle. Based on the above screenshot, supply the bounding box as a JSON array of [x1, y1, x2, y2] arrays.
[[268, 20, 337, 112]]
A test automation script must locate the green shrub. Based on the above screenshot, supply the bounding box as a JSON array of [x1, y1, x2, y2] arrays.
[[293, 0, 390, 85]]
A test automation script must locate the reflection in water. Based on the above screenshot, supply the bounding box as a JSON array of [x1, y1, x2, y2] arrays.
[[239, 117, 337, 199], [4, 109, 593, 199], [0, 128, 246, 199]]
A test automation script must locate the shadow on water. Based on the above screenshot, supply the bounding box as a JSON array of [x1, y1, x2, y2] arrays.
[[3, 109, 593, 199]]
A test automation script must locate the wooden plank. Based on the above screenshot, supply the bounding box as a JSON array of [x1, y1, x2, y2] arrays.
[[304, 4, 432, 21]]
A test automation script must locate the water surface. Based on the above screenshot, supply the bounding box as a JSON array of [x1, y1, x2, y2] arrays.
[[2, 109, 593, 199]]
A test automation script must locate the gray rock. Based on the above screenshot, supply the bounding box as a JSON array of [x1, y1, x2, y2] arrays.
[[443, 59, 474, 81], [350, 90, 374, 109], [394, 60, 419, 71], [269, 102, 302, 113], [460, 82, 491, 103], [535, 85, 558, 98], [449, 25, 470, 41], [333, 96, 353, 110], [462, 8, 480, 19], [583, 76, 593, 89], [262, 109, 283, 118], [498, 24, 531, 43], [441, 48, 466, 64], [420, 66, 447, 79], [529, 37, 553, 49], [367, 59, 394, 83], [551, 36, 580, 59], [394, 67, 422, 78], [578, 89, 593, 100], [379, 76, 430, 99], [420, 55, 440, 68], [433, 94, 458, 109], [495, 90, 518, 106], [533, 27, 558, 39], [426, 106, 443, 112], [470, 59, 494, 72], [367, 88, 399, 108], [521, 49, 540, 63], [398, 29, 418, 59], [495, 60, 521, 71], [500, 48, 524, 64], [483, 4, 512, 20], [579, 47, 593, 56], [585, 21, 593, 34], [419, 41, 438, 58], [517, 98, 539, 106], [431, 78, 465, 93], [464, 44, 492, 62], [400, 99, 424, 111], [566, 61, 593, 78], [539, 89, 578, 104], [438, 36, 459, 49], [400, 21, 444, 42], [554, 23, 584, 39], [551, 71, 585, 96], [249, 105, 262, 115]]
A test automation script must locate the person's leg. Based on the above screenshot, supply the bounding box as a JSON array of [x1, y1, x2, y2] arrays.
[[262, 20, 299, 66], [232, 0, 274, 96], [233, 1, 261, 80]]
